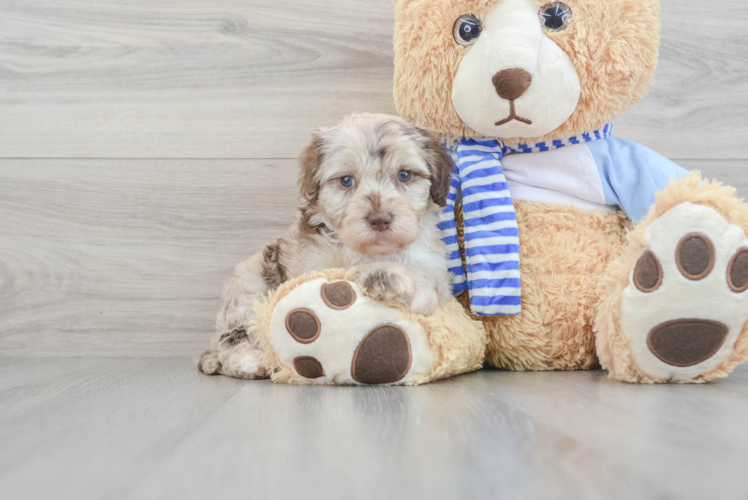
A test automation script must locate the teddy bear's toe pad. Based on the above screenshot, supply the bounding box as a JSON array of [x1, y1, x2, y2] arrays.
[[676, 233, 715, 280], [320, 282, 356, 309], [293, 356, 326, 378], [269, 278, 433, 385], [285, 309, 321, 344], [728, 250, 748, 292], [622, 203, 748, 381]]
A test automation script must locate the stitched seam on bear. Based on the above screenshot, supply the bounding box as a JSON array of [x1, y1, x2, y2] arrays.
[[320, 282, 357, 310], [634, 250, 663, 293], [351, 324, 412, 385], [285, 308, 321, 344], [728, 248, 748, 293], [293, 356, 326, 379], [676, 233, 716, 281], [646, 319, 729, 368]]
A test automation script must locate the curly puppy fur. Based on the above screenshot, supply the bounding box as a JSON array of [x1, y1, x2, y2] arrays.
[[393, 0, 660, 143], [199, 113, 456, 379]]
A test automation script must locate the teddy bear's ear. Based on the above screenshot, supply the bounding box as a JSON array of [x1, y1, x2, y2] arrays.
[[297, 131, 325, 207], [416, 127, 454, 208]]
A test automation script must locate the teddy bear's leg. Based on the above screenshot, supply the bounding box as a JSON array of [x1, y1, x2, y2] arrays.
[[458, 200, 631, 372], [253, 271, 486, 385], [596, 172, 748, 383]]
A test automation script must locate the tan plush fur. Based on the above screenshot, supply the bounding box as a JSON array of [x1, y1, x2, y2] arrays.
[[393, 0, 660, 144], [391, 0, 748, 384], [459, 201, 631, 371], [595, 172, 748, 383], [253, 269, 487, 385]]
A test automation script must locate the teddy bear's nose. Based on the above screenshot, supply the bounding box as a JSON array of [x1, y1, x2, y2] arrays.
[[492, 68, 533, 101]]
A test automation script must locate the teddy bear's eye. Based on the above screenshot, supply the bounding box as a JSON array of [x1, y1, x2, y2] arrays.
[[453, 14, 482, 46], [539, 2, 572, 32]]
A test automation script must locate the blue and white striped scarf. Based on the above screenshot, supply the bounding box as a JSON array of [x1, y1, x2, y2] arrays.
[[438, 124, 613, 316]]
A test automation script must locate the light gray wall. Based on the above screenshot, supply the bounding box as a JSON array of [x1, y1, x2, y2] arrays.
[[1, 0, 747, 357]]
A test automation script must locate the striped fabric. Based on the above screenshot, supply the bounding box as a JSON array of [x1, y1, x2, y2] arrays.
[[438, 124, 613, 316], [438, 138, 521, 316]]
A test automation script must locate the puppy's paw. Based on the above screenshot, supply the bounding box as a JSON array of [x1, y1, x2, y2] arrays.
[[361, 266, 415, 304], [406, 288, 440, 316], [233, 350, 268, 379], [361, 266, 437, 314]]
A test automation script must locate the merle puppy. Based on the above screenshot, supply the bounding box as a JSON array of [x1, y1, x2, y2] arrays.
[[199, 113, 456, 379]]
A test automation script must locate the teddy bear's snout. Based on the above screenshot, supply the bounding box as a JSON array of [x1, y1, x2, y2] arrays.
[[492, 68, 533, 101]]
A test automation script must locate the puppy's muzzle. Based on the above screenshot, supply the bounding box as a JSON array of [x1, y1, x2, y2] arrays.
[[367, 212, 393, 232]]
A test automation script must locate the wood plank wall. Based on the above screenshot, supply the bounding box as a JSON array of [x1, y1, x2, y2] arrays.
[[1, 0, 747, 357]]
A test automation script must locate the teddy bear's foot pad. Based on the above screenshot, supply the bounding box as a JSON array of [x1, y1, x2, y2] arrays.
[[622, 203, 748, 381], [351, 324, 412, 384], [269, 278, 432, 385], [647, 319, 728, 367]]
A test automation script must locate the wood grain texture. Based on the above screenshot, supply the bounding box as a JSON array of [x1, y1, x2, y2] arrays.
[[1, 159, 747, 358], [1, 358, 748, 500], [1, 0, 746, 159], [0, 159, 300, 357], [0, 0, 397, 159]]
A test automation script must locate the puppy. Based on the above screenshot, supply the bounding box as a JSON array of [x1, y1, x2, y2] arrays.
[[198, 113, 456, 379]]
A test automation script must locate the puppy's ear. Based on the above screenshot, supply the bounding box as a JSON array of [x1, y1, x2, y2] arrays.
[[298, 131, 325, 207], [417, 127, 455, 208]]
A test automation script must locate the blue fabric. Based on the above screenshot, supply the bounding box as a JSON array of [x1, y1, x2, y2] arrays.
[[438, 139, 522, 316], [587, 137, 689, 223], [439, 125, 615, 316], [438, 123, 688, 316]]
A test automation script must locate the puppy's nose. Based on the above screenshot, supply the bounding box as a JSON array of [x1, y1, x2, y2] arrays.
[[492, 68, 532, 101], [367, 212, 393, 232]]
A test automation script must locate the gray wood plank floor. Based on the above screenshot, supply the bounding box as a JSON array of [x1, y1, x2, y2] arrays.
[[1, 358, 747, 500]]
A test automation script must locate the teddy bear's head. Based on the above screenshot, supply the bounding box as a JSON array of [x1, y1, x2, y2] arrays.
[[393, 0, 660, 144]]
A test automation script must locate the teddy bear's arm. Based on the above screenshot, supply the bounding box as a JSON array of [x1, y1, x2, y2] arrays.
[[588, 137, 690, 222]]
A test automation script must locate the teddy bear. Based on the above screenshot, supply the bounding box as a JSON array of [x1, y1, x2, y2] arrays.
[[242, 0, 748, 385], [390, 0, 748, 383]]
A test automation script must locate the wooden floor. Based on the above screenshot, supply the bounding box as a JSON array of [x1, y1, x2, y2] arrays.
[[2, 0, 748, 498], [0, 358, 747, 500]]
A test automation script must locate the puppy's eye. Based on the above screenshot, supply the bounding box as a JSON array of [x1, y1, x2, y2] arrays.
[[397, 170, 412, 183], [340, 176, 356, 188], [453, 14, 482, 46], [539, 2, 572, 32]]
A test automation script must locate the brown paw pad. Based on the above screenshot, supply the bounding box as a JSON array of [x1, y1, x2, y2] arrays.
[[634, 251, 663, 293], [676, 233, 715, 281], [293, 356, 325, 379], [321, 282, 356, 310], [647, 319, 729, 367], [285, 308, 321, 344], [351, 324, 412, 384], [728, 249, 748, 293]]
